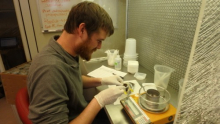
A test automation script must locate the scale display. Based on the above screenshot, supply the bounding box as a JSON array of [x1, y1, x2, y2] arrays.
[[120, 97, 151, 124]]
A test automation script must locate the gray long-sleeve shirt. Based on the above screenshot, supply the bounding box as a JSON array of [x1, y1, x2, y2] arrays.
[[27, 35, 88, 124]]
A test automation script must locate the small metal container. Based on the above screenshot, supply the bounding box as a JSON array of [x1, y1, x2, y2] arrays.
[[145, 89, 160, 108], [123, 82, 134, 95]]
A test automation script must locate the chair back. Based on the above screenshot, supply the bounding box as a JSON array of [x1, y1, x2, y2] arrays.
[[15, 87, 32, 124]]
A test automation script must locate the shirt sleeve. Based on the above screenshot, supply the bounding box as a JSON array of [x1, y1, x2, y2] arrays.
[[28, 64, 69, 124]]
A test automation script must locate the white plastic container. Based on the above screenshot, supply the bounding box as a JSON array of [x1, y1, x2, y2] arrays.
[[123, 54, 138, 67], [127, 61, 139, 74], [114, 55, 122, 70], [134, 72, 147, 80]]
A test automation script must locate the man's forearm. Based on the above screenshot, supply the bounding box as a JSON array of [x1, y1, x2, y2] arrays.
[[69, 98, 101, 124], [82, 75, 102, 88]]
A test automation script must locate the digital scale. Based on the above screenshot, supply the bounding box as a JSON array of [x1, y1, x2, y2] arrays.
[[120, 85, 176, 124], [121, 96, 151, 124]]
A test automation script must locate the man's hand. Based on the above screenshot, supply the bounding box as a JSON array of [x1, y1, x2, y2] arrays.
[[101, 75, 123, 86], [94, 86, 125, 108]]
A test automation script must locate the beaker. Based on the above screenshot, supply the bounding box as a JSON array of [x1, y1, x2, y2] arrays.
[[154, 65, 175, 89]]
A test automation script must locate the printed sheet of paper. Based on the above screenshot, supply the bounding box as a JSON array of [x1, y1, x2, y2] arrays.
[[87, 65, 127, 78]]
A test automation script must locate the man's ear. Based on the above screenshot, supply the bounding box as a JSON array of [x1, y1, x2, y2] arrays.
[[78, 23, 86, 36]]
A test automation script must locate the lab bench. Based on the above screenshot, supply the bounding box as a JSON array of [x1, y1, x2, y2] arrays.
[[83, 60, 178, 124]]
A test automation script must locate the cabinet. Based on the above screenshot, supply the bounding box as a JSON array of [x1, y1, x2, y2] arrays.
[[1, 61, 31, 104]]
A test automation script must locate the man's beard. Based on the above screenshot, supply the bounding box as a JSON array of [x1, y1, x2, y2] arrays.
[[76, 39, 97, 61]]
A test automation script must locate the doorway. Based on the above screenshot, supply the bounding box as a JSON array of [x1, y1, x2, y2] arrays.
[[0, 0, 27, 71]]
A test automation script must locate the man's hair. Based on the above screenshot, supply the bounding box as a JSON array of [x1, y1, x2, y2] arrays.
[[64, 1, 114, 37]]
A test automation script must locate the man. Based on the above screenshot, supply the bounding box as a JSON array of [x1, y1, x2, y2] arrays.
[[28, 1, 125, 124]]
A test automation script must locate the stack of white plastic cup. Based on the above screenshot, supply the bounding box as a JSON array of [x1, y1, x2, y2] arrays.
[[123, 38, 138, 67]]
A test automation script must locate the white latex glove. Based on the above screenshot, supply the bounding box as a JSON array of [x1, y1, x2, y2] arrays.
[[94, 86, 125, 108], [101, 75, 123, 86]]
